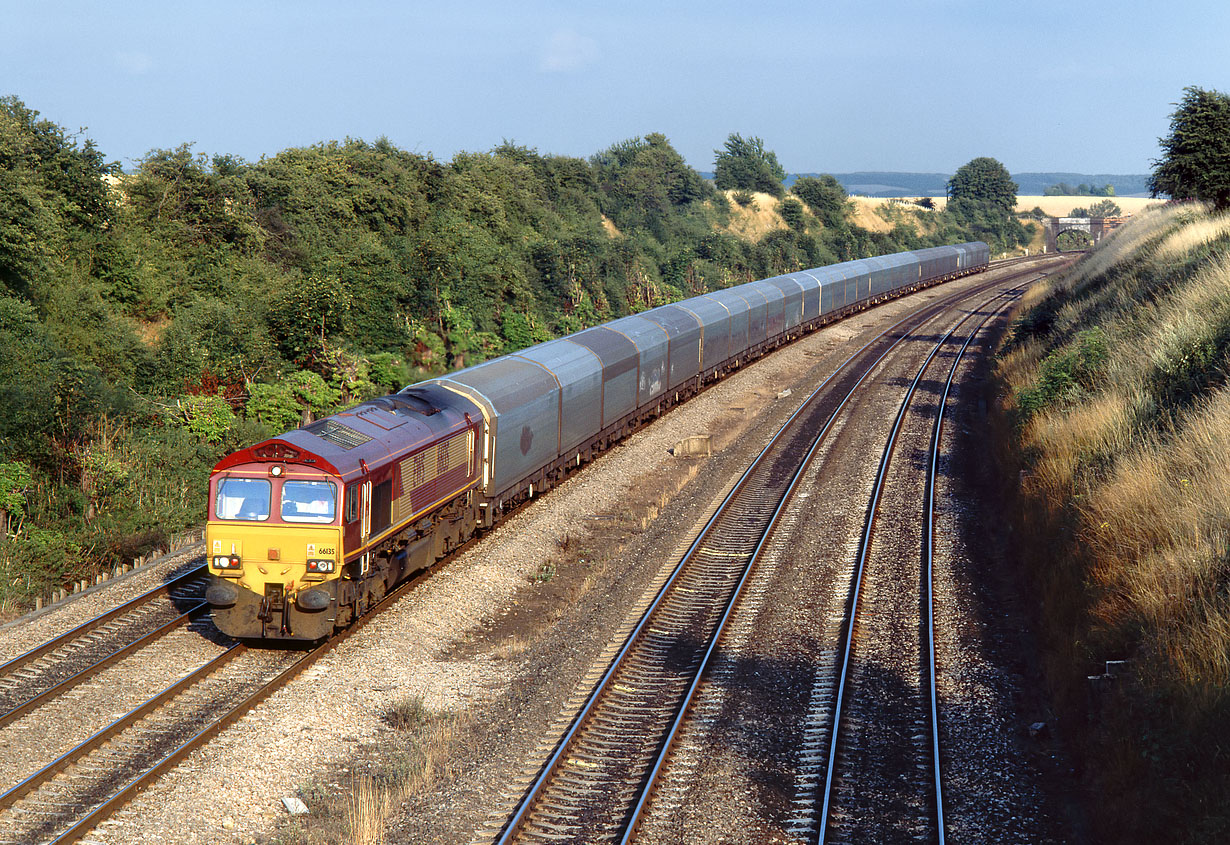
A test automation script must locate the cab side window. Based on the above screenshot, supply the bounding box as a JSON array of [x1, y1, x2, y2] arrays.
[[345, 485, 359, 523]]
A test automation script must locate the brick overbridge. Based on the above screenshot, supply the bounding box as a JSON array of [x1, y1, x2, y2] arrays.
[[1043, 216, 1127, 252]]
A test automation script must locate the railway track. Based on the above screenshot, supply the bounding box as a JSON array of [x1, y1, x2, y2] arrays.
[[0, 255, 1062, 845], [489, 259, 1061, 844], [813, 281, 1026, 843], [623, 269, 1056, 843], [0, 566, 210, 730], [0, 552, 445, 845]]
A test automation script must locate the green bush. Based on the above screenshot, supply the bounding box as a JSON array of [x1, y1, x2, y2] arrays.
[[178, 394, 236, 444], [778, 197, 807, 232], [1014, 327, 1108, 424]]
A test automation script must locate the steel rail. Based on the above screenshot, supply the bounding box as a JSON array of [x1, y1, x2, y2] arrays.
[[496, 264, 1050, 844], [816, 280, 1032, 843], [924, 274, 1022, 845], [0, 601, 210, 731], [41, 541, 440, 845], [11, 256, 1060, 845], [0, 565, 207, 677], [0, 640, 247, 812], [614, 279, 1037, 845]]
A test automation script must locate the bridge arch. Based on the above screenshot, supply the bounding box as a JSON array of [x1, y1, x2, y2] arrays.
[[1043, 216, 1122, 252]]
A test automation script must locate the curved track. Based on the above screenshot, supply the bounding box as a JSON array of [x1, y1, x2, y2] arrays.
[[815, 282, 1025, 843], [0, 256, 1063, 845], [490, 259, 1060, 844]]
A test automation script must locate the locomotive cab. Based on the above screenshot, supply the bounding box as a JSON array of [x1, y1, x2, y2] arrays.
[[206, 442, 346, 641], [204, 388, 485, 642]]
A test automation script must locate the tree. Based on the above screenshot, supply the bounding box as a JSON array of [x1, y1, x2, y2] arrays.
[[1150, 86, 1230, 210], [945, 157, 1028, 252], [778, 197, 807, 232], [125, 144, 263, 253], [791, 175, 850, 229], [590, 133, 712, 231], [947, 157, 1017, 213], [0, 460, 31, 537], [713, 134, 786, 198], [1070, 199, 1121, 218]]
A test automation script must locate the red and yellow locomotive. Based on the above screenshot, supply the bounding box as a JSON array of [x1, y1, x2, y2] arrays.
[[205, 387, 482, 640]]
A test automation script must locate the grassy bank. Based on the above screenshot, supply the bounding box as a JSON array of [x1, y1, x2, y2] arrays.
[[994, 203, 1230, 843]]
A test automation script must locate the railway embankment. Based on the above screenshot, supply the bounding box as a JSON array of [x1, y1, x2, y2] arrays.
[[992, 203, 1230, 843]]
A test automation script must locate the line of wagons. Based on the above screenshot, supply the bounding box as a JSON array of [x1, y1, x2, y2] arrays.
[[205, 242, 990, 641]]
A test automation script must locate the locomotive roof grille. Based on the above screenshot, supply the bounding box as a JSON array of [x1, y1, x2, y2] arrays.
[[304, 419, 373, 450]]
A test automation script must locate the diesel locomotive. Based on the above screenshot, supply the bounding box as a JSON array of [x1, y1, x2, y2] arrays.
[[205, 242, 990, 641]]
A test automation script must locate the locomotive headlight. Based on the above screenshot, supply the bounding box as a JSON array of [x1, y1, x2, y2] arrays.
[[212, 555, 242, 570], [306, 558, 335, 574]]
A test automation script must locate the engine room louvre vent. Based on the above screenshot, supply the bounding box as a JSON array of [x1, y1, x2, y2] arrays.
[[304, 419, 373, 450]]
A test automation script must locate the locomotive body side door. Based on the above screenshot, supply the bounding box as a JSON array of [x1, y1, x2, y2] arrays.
[[360, 479, 372, 575]]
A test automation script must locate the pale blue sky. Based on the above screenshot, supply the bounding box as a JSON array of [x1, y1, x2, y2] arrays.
[[2, 1, 1225, 174]]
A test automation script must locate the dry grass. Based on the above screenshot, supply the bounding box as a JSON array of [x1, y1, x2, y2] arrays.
[[994, 203, 1230, 840], [714, 192, 1162, 247], [345, 775, 390, 845], [718, 190, 791, 240], [1084, 385, 1230, 687], [1015, 195, 1162, 218], [847, 195, 1162, 219], [279, 704, 467, 845], [847, 197, 902, 233], [134, 315, 170, 347], [1153, 210, 1230, 260]]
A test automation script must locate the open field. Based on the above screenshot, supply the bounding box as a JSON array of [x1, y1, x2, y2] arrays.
[[717, 191, 1164, 243], [851, 195, 1163, 218]]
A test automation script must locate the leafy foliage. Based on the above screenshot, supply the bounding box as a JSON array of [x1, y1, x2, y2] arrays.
[[791, 175, 850, 229], [713, 134, 786, 198], [778, 197, 806, 232], [1069, 199, 1122, 218], [947, 156, 1018, 213], [1013, 327, 1108, 424], [0, 94, 1010, 613], [177, 394, 236, 444], [1044, 181, 1116, 196], [1150, 86, 1230, 210], [946, 157, 1029, 252], [0, 460, 31, 536]]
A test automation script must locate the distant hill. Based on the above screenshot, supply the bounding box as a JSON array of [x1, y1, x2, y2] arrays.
[[1010, 172, 1153, 197], [709, 171, 1156, 198]]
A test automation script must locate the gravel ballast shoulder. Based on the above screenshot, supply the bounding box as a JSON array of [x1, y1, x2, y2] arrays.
[[1, 268, 1082, 844]]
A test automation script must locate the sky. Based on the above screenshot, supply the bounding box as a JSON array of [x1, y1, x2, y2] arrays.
[[2, 1, 1227, 176]]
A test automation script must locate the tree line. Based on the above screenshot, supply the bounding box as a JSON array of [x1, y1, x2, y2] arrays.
[[0, 97, 1030, 610], [1043, 182, 1116, 197]]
